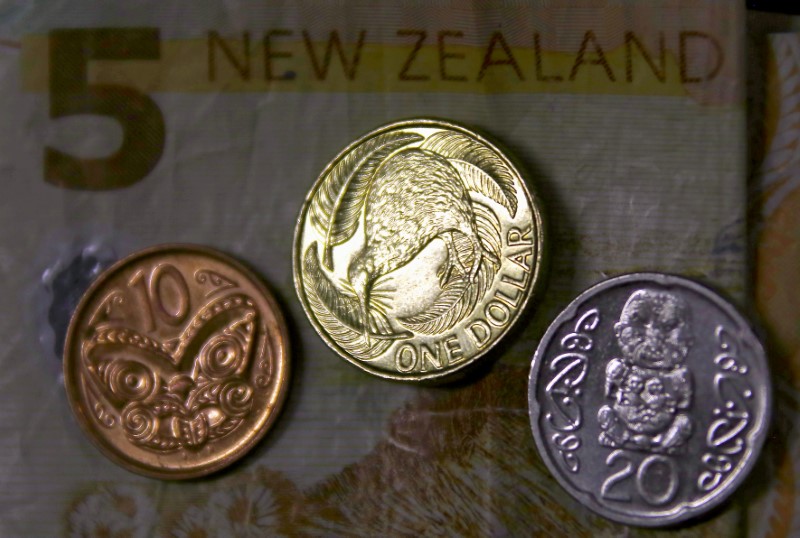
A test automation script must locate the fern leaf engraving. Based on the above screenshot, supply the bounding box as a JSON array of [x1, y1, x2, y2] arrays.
[[303, 242, 407, 361], [421, 131, 518, 217], [400, 279, 473, 335], [399, 259, 495, 335], [472, 200, 502, 259], [450, 160, 515, 218], [398, 201, 501, 335], [309, 132, 422, 269]]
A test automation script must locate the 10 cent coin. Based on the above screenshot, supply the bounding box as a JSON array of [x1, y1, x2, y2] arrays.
[[528, 273, 770, 526], [294, 119, 546, 381], [64, 245, 290, 479]]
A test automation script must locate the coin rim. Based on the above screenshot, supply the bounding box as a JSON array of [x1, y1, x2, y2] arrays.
[[293, 117, 547, 381], [63, 243, 291, 480], [527, 272, 772, 526]]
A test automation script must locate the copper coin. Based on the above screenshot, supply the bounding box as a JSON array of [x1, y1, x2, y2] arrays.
[[294, 118, 546, 381], [63, 245, 290, 479]]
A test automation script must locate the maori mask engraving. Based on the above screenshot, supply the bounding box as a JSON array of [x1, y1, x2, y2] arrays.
[[64, 246, 290, 478], [83, 294, 259, 452]]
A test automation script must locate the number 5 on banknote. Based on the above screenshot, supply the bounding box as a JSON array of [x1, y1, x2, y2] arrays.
[[47, 28, 165, 190]]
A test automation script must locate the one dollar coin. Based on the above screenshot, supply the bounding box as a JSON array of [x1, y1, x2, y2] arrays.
[[294, 119, 546, 381]]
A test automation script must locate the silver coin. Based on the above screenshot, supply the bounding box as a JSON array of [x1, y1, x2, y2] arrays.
[[528, 273, 771, 526]]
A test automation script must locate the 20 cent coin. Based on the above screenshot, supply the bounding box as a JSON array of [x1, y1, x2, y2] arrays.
[[528, 273, 771, 526], [64, 245, 290, 479], [294, 119, 545, 381]]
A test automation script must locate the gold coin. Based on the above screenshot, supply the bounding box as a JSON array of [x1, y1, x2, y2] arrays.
[[63, 245, 290, 479], [294, 119, 546, 381]]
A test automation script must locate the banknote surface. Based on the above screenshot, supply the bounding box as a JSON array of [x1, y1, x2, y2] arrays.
[[0, 0, 769, 535], [749, 17, 800, 538]]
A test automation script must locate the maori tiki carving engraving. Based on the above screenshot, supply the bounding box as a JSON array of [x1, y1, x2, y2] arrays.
[[597, 290, 694, 454]]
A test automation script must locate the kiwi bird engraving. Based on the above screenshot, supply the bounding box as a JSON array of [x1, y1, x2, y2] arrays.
[[348, 149, 499, 318], [303, 128, 518, 359]]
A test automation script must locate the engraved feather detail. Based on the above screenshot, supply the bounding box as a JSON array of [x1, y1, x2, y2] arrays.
[[420, 131, 518, 217], [308, 131, 423, 269], [302, 242, 408, 361]]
